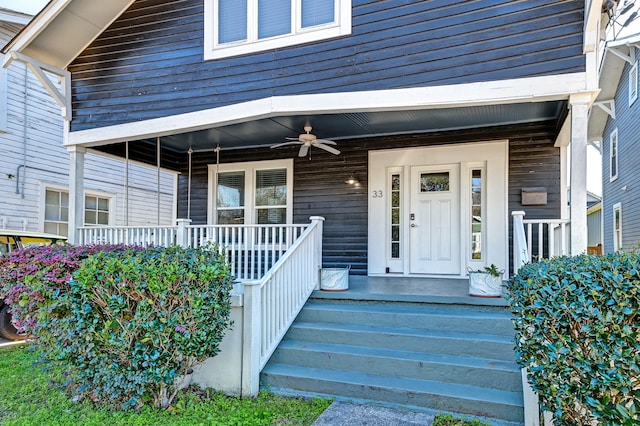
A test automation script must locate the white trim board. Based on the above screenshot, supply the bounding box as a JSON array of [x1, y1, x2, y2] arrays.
[[66, 73, 591, 148]]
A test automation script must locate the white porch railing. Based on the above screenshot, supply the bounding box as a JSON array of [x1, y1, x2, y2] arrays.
[[78, 225, 178, 246], [241, 216, 324, 396], [78, 220, 309, 281], [185, 223, 307, 281], [512, 211, 571, 274]]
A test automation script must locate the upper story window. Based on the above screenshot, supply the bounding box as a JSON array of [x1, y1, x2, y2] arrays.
[[610, 128, 618, 181], [629, 57, 638, 106], [204, 0, 351, 60]]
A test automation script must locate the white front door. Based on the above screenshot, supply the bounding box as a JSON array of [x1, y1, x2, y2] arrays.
[[409, 164, 460, 274]]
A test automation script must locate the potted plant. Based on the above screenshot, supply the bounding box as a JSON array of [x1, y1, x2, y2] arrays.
[[468, 264, 504, 298]]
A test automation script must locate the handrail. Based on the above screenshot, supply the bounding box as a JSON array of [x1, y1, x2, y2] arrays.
[[241, 216, 324, 396]]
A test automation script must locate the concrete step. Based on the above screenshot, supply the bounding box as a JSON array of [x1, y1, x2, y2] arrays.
[[262, 363, 524, 424], [299, 300, 516, 337], [270, 340, 522, 392], [286, 321, 516, 361]]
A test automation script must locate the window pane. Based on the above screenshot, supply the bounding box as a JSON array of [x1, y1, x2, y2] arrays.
[[98, 198, 109, 210], [44, 222, 57, 234], [45, 205, 60, 221], [302, 0, 334, 27], [59, 223, 68, 236], [61, 207, 69, 222], [218, 172, 245, 208], [219, 0, 247, 43], [257, 208, 286, 224], [218, 209, 245, 224], [85, 196, 96, 210], [85, 210, 96, 225], [256, 169, 287, 206], [45, 190, 59, 205], [61, 191, 69, 207], [98, 212, 109, 225], [258, 0, 291, 39]]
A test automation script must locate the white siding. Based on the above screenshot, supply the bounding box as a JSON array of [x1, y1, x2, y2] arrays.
[[0, 22, 177, 234]]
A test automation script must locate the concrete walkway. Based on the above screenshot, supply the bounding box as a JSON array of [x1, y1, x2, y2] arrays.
[[313, 402, 435, 426]]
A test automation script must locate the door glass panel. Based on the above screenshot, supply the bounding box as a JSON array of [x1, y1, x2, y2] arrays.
[[390, 173, 401, 259], [420, 172, 449, 192], [471, 169, 482, 260]]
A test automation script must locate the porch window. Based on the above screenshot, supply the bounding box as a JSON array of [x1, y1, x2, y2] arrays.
[[630, 60, 638, 106], [613, 203, 622, 251], [470, 169, 483, 260], [205, 0, 351, 60], [44, 189, 69, 236], [210, 159, 293, 225], [610, 128, 618, 181]]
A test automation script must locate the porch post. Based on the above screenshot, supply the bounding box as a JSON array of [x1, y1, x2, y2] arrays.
[[241, 281, 261, 397], [67, 145, 86, 245], [309, 216, 325, 290], [512, 211, 529, 275], [175, 218, 192, 247], [569, 94, 590, 255]]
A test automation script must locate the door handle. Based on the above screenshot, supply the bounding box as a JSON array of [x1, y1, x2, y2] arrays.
[[410, 223, 418, 228]]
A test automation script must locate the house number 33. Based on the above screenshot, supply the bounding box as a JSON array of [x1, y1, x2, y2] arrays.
[[372, 190, 383, 198]]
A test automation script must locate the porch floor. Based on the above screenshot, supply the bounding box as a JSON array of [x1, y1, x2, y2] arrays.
[[312, 275, 510, 307]]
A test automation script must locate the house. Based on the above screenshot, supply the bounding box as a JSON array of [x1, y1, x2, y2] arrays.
[[589, 0, 640, 253], [0, 7, 178, 237], [2, 0, 607, 423]]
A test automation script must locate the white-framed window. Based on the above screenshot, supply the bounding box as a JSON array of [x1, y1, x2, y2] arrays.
[[44, 188, 112, 234], [208, 159, 293, 224], [613, 203, 622, 251], [204, 0, 351, 60], [609, 128, 618, 181], [44, 189, 69, 236], [629, 59, 638, 106], [84, 195, 111, 226]]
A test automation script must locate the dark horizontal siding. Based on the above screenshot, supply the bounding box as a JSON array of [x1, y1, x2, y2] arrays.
[[143, 122, 563, 275], [602, 58, 640, 253], [69, 0, 584, 131]]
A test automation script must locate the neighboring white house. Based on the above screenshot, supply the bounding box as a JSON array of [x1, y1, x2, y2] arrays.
[[0, 8, 177, 236]]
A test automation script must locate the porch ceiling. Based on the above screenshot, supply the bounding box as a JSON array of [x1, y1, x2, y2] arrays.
[[148, 100, 566, 153]]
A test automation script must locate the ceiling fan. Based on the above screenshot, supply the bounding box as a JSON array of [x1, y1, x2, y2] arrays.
[[271, 126, 341, 157]]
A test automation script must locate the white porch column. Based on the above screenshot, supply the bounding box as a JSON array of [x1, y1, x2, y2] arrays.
[[569, 94, 590, 255], [67, 145, 86, 245]]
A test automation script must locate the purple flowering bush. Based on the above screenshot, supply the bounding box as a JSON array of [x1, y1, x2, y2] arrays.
[[0, 244, 135, 334], [55, 245, 234, 409]]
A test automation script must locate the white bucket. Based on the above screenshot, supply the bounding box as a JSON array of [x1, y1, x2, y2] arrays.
[[320, 267, 350, 291]]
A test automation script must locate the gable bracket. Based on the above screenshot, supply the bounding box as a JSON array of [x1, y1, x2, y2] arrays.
[[7, 52, 71, 121], [608, 44, 637, 65], [593, 99, 615, 119]]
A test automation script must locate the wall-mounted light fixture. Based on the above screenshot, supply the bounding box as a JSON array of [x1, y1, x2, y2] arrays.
[[344, 175, 360, 186]]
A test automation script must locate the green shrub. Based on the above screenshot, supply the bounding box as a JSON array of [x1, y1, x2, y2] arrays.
[[509, 253, 640, 425], [42, 245, 235, 410]]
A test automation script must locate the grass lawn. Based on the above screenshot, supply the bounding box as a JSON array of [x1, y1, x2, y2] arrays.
[[0, 345, 330, 425]]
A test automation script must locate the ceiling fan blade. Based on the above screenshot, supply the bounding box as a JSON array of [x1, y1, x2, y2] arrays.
[[315, 143, 341, 155], [314, 139, 337, 145], [271, 141, 301, 148], [298, 144, 310, 157], [285, 137, 301, 141]]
